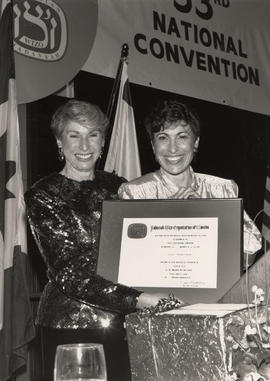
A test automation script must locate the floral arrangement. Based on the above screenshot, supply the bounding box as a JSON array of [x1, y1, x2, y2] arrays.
[[225, 286, 270, 381]]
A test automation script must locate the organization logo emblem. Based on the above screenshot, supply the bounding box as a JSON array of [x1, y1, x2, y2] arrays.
[[127, 223, 147, 239], [13, 0, 67, 61]]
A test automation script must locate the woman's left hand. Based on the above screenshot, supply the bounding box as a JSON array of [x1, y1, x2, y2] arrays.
[[171, 187, 200, 199]]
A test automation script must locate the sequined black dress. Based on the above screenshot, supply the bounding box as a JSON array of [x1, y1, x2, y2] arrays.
[[25, 171, 141, 330]]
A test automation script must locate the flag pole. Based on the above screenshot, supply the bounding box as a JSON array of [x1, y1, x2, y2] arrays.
[[106, 43, 129, 121], [97, 43, 129, 170], [103, 44, 141, 180]]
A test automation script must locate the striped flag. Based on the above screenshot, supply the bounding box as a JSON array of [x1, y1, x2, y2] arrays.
[[104, 57, 141, 181], [0, 1, 35, 379], [262, 166, 270, 249]]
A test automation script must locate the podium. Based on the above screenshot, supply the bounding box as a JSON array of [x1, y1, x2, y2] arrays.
[[219, 249, 270, 303], [126, 251, 270, 381]]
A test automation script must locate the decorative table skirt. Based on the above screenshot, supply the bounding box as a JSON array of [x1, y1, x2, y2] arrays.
[[126, 303, 270, 381]]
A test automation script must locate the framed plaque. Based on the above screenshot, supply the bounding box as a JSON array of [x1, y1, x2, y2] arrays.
[[97, 199, 243, 303]]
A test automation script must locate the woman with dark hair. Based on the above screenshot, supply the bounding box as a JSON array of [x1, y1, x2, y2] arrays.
[[25, 99, 167, 381], [118, 99, 261, 262]]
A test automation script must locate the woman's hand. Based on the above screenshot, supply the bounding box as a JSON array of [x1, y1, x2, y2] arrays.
[[171, 186, 200, 199], [136, 292, 177, 309], [136, 292, 168, 309]]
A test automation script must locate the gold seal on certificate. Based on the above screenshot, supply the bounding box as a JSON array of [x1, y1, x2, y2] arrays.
[[127, 223, 147, 239]]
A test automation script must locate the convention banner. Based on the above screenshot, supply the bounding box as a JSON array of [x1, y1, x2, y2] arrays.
[[83, 0, 270, 116]]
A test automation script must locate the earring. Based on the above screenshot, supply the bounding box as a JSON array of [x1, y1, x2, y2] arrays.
[[58, 146, 64, 161], [99, 147, 104, 158]]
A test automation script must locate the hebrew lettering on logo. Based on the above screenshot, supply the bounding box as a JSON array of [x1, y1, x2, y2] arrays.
[[13, 0, 67, 62], [50, 17, 57, 50], [22, 1, 49, 48], [44, 9, 51, 20], [13, 4, 21, 39]]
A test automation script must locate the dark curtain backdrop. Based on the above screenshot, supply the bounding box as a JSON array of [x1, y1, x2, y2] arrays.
[[26, 70, 270, 288]]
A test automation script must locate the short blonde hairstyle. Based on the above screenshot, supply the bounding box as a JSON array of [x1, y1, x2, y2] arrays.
[[51, 100, 109, 139]]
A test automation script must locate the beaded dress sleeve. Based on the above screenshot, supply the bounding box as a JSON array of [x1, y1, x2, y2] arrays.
[[25, 172, 141, 316]]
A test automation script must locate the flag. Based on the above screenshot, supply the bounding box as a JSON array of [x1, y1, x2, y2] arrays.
[[262, 166, 270, 250], [104, 56, 141, 181], [0, 1, 35, 380]]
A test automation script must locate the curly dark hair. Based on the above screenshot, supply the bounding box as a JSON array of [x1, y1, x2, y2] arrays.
[[144, 99, 200, 141]]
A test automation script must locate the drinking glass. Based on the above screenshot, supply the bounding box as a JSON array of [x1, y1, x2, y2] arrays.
[[54, 343, 107, 381]]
